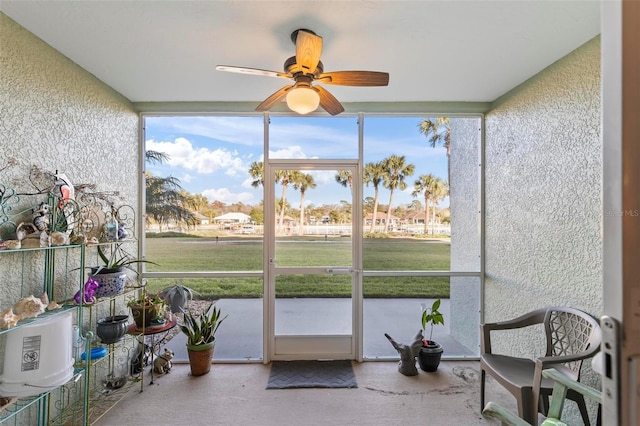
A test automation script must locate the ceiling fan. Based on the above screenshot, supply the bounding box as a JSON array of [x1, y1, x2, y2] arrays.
[[216, 29, 389, 116]]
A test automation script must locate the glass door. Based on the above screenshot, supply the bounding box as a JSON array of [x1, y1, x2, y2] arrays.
[[266, 160, 361, 360]]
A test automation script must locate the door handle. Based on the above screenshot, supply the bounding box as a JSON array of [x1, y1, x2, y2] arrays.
[[325, 268, 353, 274]]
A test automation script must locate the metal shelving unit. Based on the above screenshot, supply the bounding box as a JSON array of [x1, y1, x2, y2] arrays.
[[0, 244, 90, 426], [0, 188, 141, 425]]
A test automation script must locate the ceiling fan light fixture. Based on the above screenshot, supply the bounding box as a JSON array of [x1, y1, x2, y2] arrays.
[[218, 29, 387, 115], [286, 86, 320, 115]]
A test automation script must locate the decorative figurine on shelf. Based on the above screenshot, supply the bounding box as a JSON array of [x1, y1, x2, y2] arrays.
[[39, 292, 62, 311], [384, 331, 424, 376], [130, 341, 152, 376], [153, 348, 174, 375], [105, 213, 118, 242], [0, 293, 62, 329], [15, 222, 42, 248], [54, 171, 76, 236], [117, 222, 128, 240], [74, 276, 99, 305], [0, 239, 20, 250], [0, 308, 20, 329], [12, 295, 46, 320], [49, 231, 69, 246], [32, 202, 51, 232], [54, 172, 75, 208], [69, 231, 87, 245]]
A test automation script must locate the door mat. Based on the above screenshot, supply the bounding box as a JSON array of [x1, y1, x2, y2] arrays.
[[266, 360, 358, 389]]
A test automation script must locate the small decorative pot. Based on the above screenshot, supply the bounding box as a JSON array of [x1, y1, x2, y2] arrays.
[[417, 341, 443, 372], [96, 315, 129, 344], [130, 304, 160, 329], [91, 268, 127, 298]]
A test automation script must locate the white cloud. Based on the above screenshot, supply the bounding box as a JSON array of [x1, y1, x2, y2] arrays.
[[147, 138, 246, 176], [201, 188, 255, 204], [268, 145, 308, 159], [309, 170, 336, 185]]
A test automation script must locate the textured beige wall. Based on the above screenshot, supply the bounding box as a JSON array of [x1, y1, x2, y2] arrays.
[[0, 12, 138, 421], [484, 36, 602, 422], [485, 35, 602, 333], [0, 11, 138, 305]]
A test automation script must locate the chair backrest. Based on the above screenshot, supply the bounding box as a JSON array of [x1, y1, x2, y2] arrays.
[[543, 306, 602, 379]]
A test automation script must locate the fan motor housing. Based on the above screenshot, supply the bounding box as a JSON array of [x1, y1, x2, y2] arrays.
[[284, 56, 323, 77], [290, 29, 316, 44]]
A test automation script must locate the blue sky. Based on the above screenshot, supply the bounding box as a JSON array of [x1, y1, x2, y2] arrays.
[[144, 115, 449, 208]]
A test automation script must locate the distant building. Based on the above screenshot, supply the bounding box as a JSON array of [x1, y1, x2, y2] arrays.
[[405, 211, 440, 225], [213, 212, 252, 229], [364, 212, 400, 226], [193, 212, 210, 225]]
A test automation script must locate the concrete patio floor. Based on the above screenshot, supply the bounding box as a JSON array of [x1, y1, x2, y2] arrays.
[[93, 361, 516, 426]]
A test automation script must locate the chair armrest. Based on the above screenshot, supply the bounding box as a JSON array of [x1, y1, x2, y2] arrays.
[[536, 347, 601, 368], [481, 308, 547, 353], [482, 308, 547, 331], [542, 368, 602, 404], [482, 401, 530, 426]]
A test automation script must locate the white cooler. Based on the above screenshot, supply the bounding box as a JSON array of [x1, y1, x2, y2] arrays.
[[0, 311, 75, 397]]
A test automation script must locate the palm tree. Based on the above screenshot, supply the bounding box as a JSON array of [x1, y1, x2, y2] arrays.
[[183, 192, 209, 213], [430, 179, 448, 234], [275, 169, 293, 231], [248, 161, 264, 189], [412, 174, 438, 234], [145, 150, 169, 165], [382, 155, 415, 232], [292, 172, 316, 235], [363, 161, 385, 233], [418, 117, 451, 182], [335, 170, 353, 191], [144, 150, 195, 231], [145, 173, 196, 231]]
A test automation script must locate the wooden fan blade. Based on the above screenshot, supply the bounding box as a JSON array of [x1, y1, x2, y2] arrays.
[[317, 71, 389, 86], [216, 65, 289, 79], [315, 86, 344, 116], [255, 85, 293, 111], [295, 30, 323, 74]]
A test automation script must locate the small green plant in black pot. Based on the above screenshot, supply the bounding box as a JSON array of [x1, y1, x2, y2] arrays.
[[418, 298, 445, 372]]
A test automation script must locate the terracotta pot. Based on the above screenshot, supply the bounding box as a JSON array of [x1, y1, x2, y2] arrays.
[[417, 341, 443, 372], [186, 342, 215, 376], [130, 304, 160, 329]]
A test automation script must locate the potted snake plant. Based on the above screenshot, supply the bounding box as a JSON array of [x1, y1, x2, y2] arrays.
[[179, 303, 227, 376]]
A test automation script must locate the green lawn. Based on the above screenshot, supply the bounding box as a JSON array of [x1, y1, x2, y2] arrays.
[[144, 236, 451, 299]]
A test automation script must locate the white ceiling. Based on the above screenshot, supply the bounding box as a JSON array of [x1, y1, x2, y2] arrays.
[[0, 0, 601, 106]]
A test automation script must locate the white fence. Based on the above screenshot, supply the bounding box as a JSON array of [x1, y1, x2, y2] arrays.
[[148, 223, 451, 236]]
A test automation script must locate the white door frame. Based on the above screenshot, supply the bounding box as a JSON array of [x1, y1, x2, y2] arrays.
[[264, 159, 363, 361]]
